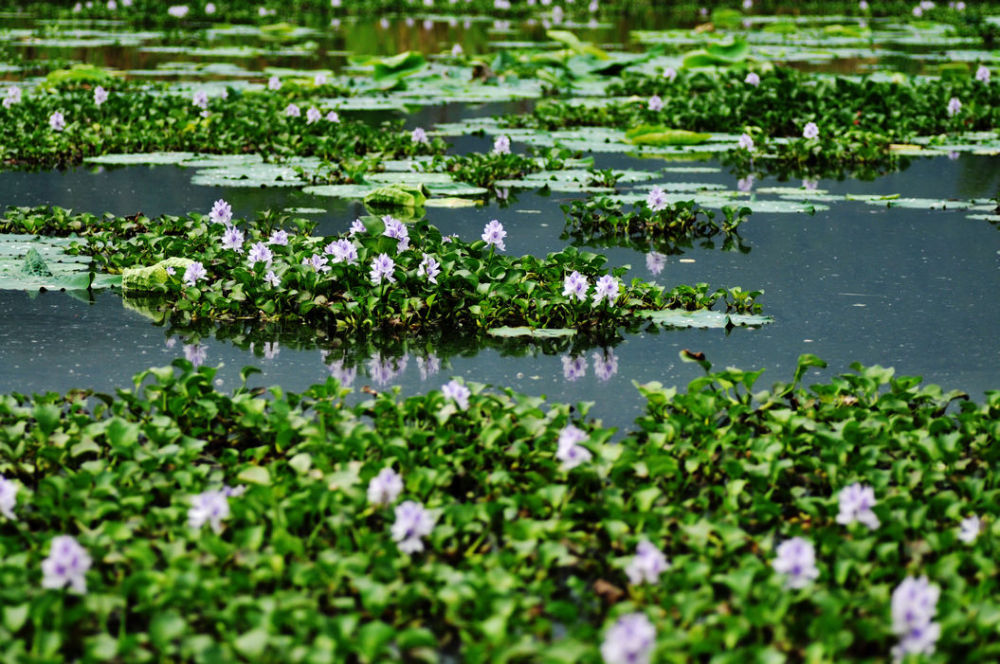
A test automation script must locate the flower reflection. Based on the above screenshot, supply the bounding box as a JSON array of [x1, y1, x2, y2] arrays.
[[562, 355, 587, 381]]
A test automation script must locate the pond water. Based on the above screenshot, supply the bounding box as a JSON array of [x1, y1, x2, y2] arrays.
[[1, 11, 999, 432]]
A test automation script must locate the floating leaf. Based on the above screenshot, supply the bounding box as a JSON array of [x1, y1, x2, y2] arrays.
[[639, 310, 773, 329], [626, 125, 712, 147], [488, 327, 578, 338]]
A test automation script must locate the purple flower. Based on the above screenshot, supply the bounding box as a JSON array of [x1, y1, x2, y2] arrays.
[[94, 85, 108, 106], [745, 72, 760, 86], [209, 199, 232, 225], [264, 270, 280, 288], [891, 576, 941, 662], [49, 111, 66, 132], [625, 540, 670, 585], [183, 343, 206, 367], [306, 106, 321, 124], [167, 4, 189, 18], [947, 97, 962, 116], [646, 185, 668, 211], [493, 134, 511, 154], [0, 475, 17, 520], [663, 67, 677, 81], [556, 424, 592, 470], [593, 350, 618, 381], [592, 274, 620, 307], [417, 253, 441, 283], [326, 110, 340, 123], [326, 238, 358, 265], [600, 613, 656, 664], [268, 229, 288, 245], [314, 73, 327, 86], [976, 65, 990, 83], [382, 215, 410, 251], [267, 75, 281, 90], [417, 354, 440, 380], [646, 251, 666, 275], [411, 127, 429, 144], [285, 103, 301, 118], [958, 514, 980, 543], [41, 536, 91, 594], [836, 483, 880, 529], [307, 254, 331, 273], [738, 174, 755, 192], [3, 86, 22, 108], [803, 122, 819, 139], [326, 358, 356, 385], [738, 132, 754, 150], [481, 219, 506, 251], [221, 225, 245, 252], [562, 355, 587, 382], [188, 489, 230, 533], [349, 218, 366, 235], [183, 261, 206, 287], [648, 95, 663, 112], [562, 271, 589, 302], [773, 537, 819, 589], [368, 468, 404, 506], [391, 500, 435, 554], [369, 253, 396, 285], [247, 242, 273, 266], [442, 379, 471, 410], [368, 353, 406, 386], [192, 90, 208, 109]]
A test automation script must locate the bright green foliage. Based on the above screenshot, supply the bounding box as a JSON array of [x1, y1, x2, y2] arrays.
[[121, 257, 195, 292]]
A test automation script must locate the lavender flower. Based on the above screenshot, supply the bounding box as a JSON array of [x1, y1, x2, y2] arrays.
[[367, 468, 404, 506], [556, 424, 592, 470], [93, 85, 108, 106], [192, 90, 208, 109], [209, 199, 232, 225], [646, 185, 668, 211], [49, 111, 66, 132], [307, 254, 331, 273], [836, 483, 880, 530], [183, 343, 206, 367], [625, 540, 670, 585], [663, 67, 677, 81], [326, 358, 356, 385], [562, 271, 589, 302], [411, 127, 429, 144], [188, 489, 230, 533], [326, 238, 358, 265], [600, 613, 656, 664], [205, 1, 215, 13], [268, 229, 288, 245], [417, 354, 440, 380], [562, 355, 587, 382], [183, 261, 206, 287], [167, 4, 189, 18], [592, 274, 620, 307], [306, 106, 321, 124], [772, 537, 819, 589], [958, 514, 980, 543], [738, 132, 755, 150], [481, 219, 506, 251], [349, 218, 366, 235], [392, 500, 435, 553], [369, 253, 396, 285], [803, 122, 819, 139], [451, 43, 463, 56], [976, 65, 990, 83], [593, 350, 619, 381], [41, 536, 91, 594], [0, 475, 17, 520], [382, 215, 410, 251], [247, 242, 273, 266], [221, 225, 245, 252], [493, 134, 511, 155], [947, 97, 962, 116], [737, 174, 755, 192], [646, 251, 666, 275], [326, 110, 340, 123], [417, 253, 441, 283], [267, 75, 281, 90], [648, 95, 663, 112], [314, 73, 327, 86], [368, 353, 405, 386], [442, 379, 471, 410], [891, 576, 941, 662], [745, 72, 760, 86], [285, 103, 301, 118], [264, 270, 281, 288], [3, 86, 21, 108]]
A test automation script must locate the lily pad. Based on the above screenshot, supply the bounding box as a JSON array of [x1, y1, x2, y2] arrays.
[[639, 310, 773, 329], [626, 125, 713, 147], [0, 235, 101, 291], [488, 327, 577, 338], [85, 152, 197, 165], [424, 197, 481, 208]]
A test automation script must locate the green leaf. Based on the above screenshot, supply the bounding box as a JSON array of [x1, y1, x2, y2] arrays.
[[233, 629, 269, 659], [237, 466, 271, 486]]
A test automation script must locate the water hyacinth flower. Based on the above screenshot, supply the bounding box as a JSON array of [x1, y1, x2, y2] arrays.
[[417, 253, 441, 283], [451, 43, 463, 56], [264, 270, 280, 288], [392, 501, 435, 554], [663, 67, 677, 81], [93, 85, 108, 106], [745, 71, 760, 86], [411, 127, 429, 144], [592, 274, 620, 307], [192, 90, 208, 110], [326, 358, 356, 385], [306, 254, 331, 273], [49, 111, 66, 132], [382, 215, 410, 251], [284, 103, 301, 118], [481, 219, 507, 251], [738, 174, 755, 192], [646, 251, 666, 275], [314, 73, 327, 86], [267, 75, 281, 91], [167, 4, 189, 18], [183, 343, 206, 367], [267, 229, 289, 246], [947, 97, 962, 116], [247, 242, 273, 266], [209, 199, 232, 225], [493, 134, 511, 155], [349, 218, 366, 235], [562, 355, 587, 381], [442, 379, 471, 410], [563, 270, 589, 302], [600, 613, 656, 664], [773, 537, 819, 589], [3, 86, 21, 108], [221, 225, 245, 252], [326, 238, 358, 265], [306, 106, 321, 124], [958, 514, 980, 543], [976, 65, 990, 83], [859, 0, 869, 8], [0, 475, 17, 520], [648, 95, 663, 112], [41, 536, 91, 594], [625, 540, 670, 585], [188, 489, 231, 533], [369, 253, 396, 285], [738, 132, 755, 150], [803, 122, 819, 139], [593, 349, 619, 381], [367, 468, 404, 506], [556, 424, 592, 470], [417, 354, 440, 381], [646, 185, 668, 211], [183, 261, 206, 287], [326, 110, 340, 123], [204, 1, 215, 13], [836, 483, 880, 530], [891, 576, 941, 661]]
